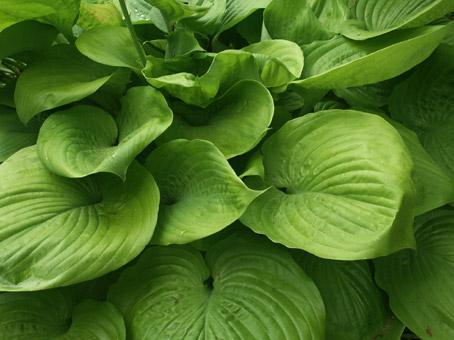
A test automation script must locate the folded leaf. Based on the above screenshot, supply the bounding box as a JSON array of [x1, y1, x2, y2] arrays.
[[375, 207, 454, 340], [242, 39, 304, 88], [37, 86, 172, 179], [108, 232, 325, 339], [14, 45, 115, 123], [0, 290, 125, 339], [293, 25, 448, 89], [158, 80, 273, 158], [294, 253, 405, 340], [76, 25, 144, 69], [145, 0, 211, 27], [389, 44, 454, 181], [144, 50, 261, 107], [145, 139, 262, 244], [241, 109, 416, 260], [218, 0, 271, 33], [0, 146, 159, 290]]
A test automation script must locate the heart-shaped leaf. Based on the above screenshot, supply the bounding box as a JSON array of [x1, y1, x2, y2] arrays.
[[145, 139, 262, 244], [158, 80, 273, 158], [37, 86, 172, 179], [108, 232, 325, 339], [241, 109, 416, 260], [0, 146, 159, 290]]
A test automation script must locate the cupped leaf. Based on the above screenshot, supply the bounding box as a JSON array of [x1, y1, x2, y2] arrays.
[[0, 21, 57, 60], [165, 28, 204, 58], [0, 106, 38, 162], [144, 50, 261, 107], [0, 0, 80, 36], [241, 109, 416, 260], [218, 0, 271, 33], [294, 253, 405, 340], [181, 0, 225, 34], [242, 39, 304, 88], [389, 44, 454, 180], [37, 86, 172, 179], [145, 139, 262, 244], [0, 146, 159, 290], [145, 0, 211, 27], [375, 207, 454, 340], [391, 121, 454, 215], [339, 0, 454, 40], [14, 45, 114, 123], [263, 0, 331, 46], [108, 232, 325, 340], [0, 290, 125, 339], [76, 25, 143, 69], [158, 80, 273, 158], [293, 25, 448, 90]]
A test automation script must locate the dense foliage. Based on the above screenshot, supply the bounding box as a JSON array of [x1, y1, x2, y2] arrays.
[[0, 0, 454, 339]]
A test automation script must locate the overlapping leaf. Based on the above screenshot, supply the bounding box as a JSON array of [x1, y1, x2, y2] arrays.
[[37, 86, 172, 178], [108, 232, 325, 339], [145, 139, 262, 244], [0, 146, 159, 290], [241, 109, 416, 260]]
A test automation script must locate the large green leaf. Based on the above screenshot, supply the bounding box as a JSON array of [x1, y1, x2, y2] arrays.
[[263, 0, 331, 46], [293, 25, 448, 90], [0, 146, 159, 290], [0, 106, 38, 162], [218, 0, 271, 33], [14, 45, 114, 123], [77, 0, 122, 30], [0, 0, 80, 36], [0, 21, 57, 59], [241, 39, 304, 88], [389, 44, 454, 180], [375, 207, 454, 340], [182, 0, 225, 35], [145, 139, 262, 244], [108, 232, 325, 339], [339, 0, 454, 40], [241, 109, 416, 260], [158, 80, 273, 158], [76, 26, 143, 69], [0, 290, 125, 339], [294, 253, 405, 340], [37, 86, 172, 179], [144, 50, 261, 107], [391, 121, 454, 215], [165, 28, 204, 58]]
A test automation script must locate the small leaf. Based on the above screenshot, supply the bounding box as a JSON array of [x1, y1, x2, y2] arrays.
[[158, 80, 273, 158], [145, 139, 262, 244], [37, 86, 172, 179], [0, 146, 159, 290], [108, 232, 325, 339], [241, 109, 416, 260]]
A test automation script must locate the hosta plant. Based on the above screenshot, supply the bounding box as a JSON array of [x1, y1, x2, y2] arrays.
[[0, 0, 453, 339]]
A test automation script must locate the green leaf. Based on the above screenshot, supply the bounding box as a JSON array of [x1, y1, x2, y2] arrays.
[[77, 0, 123, 30], [37, 86, 172, 179], [158, 80, 273, 158], [293, 25, 448, 90], [165, 28, 204, 58], [263, 0, 331, 46], [218, 0, 271, 33], [241, 39, 304, 88], [375, 207, 454, 340], [294, 253, 404, 340], [145, 139, 262, 244], [0, 106, 38, 162], [115, 0, 168, 32], [76, 25, 143, 69], [0, 290, 125, 339], [389, 44, 454, 181], [0, 146, 159, 290], [182, 0, 226, 35], [144, 50, 261, 107], [14, 45, 115, 123], [339, 0, 454, 40], [0, 21, 58, 60], [0, 0, 80, 36], [391, 121, 454, 215], [241, 109, 416, 260], [333, 80, 395, 109], [108, 232, 325, 339], [144, 0, 211, 27]]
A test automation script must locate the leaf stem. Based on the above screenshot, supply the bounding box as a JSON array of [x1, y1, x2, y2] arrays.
[[118, 0, 147, 67]]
